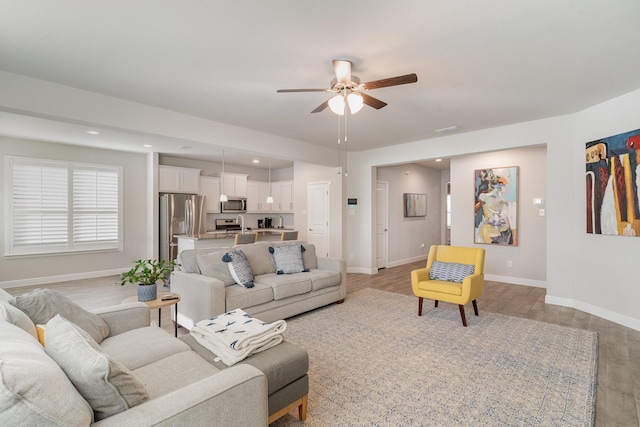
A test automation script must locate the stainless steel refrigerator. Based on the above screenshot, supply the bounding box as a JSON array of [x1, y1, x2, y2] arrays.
[[159, 193, 206, 262]]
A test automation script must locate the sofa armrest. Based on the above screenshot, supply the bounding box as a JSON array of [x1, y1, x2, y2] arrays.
[[317, 257, 347, 299], [92, 303, 150, 337], [92, 364, 268, 427], [170, 271, 227, 330]]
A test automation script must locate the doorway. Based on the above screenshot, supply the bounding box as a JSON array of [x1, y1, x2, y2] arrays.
[[307, 181, 330, 258], [376, 181, 389, 269]]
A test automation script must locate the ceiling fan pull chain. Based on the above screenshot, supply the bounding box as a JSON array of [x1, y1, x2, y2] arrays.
[[344, 111, 348, 177], [337, 114, 342, 174]]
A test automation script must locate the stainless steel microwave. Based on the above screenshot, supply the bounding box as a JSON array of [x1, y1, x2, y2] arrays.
[[221, 197, 247, 213]]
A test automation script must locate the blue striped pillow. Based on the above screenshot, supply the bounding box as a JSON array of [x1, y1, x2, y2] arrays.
[[429, 261, 475, 283]]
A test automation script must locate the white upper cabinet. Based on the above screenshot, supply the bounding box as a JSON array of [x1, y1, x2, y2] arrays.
[[216, 173, 248, 198], [247, 180, 293, 213], [159, 165, 201, 193], [199, 176, 221, 212]]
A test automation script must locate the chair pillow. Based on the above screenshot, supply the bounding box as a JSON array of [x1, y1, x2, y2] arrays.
[[269, 244, 308, 274], [10, 288, 110, 343], [197, 251, 236, 286], [44, 315, 149, 421], [222, 250, 255, 288], [429, 261, 475, 283]]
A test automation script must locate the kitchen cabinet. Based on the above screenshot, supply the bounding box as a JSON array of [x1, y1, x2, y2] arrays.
[[159, 165, 201, 193], [247, 180, 293, 213], [199, 176, 221, 212], [247, 181, 272, 212], [216, 173, 248, 198]]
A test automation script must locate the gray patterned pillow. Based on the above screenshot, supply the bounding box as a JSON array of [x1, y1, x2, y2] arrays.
[[269, 245, 307, 274], [429, 261, 475, 283], [222, 250, 254, 288]]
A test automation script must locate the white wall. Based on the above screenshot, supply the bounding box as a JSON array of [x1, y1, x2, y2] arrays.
[[377, 164, 442, 266], [450, 146, 547, 286], [0, 137, 149, 286]]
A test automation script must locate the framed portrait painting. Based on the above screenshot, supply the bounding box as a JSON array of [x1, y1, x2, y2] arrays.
[[474, 167, 518, 245]]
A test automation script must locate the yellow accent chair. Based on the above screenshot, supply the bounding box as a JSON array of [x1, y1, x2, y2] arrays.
[[411, 245, 486, 326]]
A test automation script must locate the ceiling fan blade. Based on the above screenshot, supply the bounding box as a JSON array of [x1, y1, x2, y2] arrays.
[[277, 88, 328, 93], [362, 73, 418, 90], [333, 60, 352, 85], [311, 100, 329, 113], [361, 93, 388, 109]]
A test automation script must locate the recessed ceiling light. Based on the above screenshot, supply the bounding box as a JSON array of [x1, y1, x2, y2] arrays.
[[434, 125, 460, 134], [435, 158, 442, 162], [143, 144, 152, 148], [177, 145, 191, 150], [252, 159, 260, 164], [86, 130, 100, 135]]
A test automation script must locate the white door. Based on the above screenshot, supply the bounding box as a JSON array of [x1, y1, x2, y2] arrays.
[[376, 181, 389, 269], [307, 181, 330, 258]]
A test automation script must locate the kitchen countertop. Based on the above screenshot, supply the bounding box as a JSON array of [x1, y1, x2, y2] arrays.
[[177, 228, 294, 240]]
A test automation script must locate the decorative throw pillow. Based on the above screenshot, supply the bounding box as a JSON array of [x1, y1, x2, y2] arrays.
[[429, 261, 475, 283], [222, 250, 255, 288], [269, 245, 308, 274], [0, 321, 93, 427], [44, 315, 149, 421], [10, 288, 110, 343], [197, 251, 236, 286], [0, 299, 37, 339]]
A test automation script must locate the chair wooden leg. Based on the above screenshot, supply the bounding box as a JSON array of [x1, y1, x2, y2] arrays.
[[434, 300, 439, 308], [458, 305, 467, 327], [299, 394, 308, 421], [418, 297, 423, 316], [472, 300, 479, 316]]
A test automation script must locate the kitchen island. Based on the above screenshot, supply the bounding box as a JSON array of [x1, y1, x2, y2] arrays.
[[176, 229, 294, 254]]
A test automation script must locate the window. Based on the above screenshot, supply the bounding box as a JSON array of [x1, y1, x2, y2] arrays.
[[5, 156, 123, 256]]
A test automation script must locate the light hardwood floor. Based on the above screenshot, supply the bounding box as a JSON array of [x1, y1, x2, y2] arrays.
[[6, 261, 639, 426]]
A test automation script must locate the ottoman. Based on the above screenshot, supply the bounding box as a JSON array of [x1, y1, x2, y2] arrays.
[[180, 335, 309, 423]]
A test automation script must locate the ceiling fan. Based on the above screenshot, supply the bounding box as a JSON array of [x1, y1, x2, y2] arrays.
[[277, 59, 418, 115]]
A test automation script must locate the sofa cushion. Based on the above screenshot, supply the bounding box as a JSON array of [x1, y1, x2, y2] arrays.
[[223, 250, 255, 288], [254, 273, 312, 300], [306, 269, 342, 291], [197, 251, 236, 286], [269, 244, 307, 274], [235, 242, 277, 276], [268, 241, 318, 270], [429, 261, 475, 283], [132, 351, 220, 399], [99, 326, 191, 370], [0, 321, 93, 427], [11, 288, 110, 343], [0, 299, 37, 338], [226, 283, 274, 310], [45, 315, 149, 421]]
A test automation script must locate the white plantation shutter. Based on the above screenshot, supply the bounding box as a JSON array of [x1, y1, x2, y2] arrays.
[[6, 156, 122, 256]]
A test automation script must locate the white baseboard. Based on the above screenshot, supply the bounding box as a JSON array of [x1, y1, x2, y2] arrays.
[[546, 295, 640, 332], [0, 268, 127, 289], [484, 274, 547, 288], [346, 266, 378, 274], [388, 254, 428, 268]]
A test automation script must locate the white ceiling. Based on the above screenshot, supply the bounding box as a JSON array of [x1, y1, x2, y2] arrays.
[[2, 1, 640, 170]]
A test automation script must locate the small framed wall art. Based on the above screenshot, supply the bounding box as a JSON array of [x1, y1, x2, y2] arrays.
[[404, 193, 427, 217]]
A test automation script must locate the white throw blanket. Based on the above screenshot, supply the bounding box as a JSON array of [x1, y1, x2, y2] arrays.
[[190, 309, 286, 366]]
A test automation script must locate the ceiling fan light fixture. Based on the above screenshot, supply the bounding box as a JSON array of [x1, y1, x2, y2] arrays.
[[347, 93, 363, 114], [328, 95, 345, 115]]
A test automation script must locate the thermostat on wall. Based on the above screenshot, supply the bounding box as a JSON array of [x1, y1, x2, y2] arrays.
[[347, 198, 357, 205]]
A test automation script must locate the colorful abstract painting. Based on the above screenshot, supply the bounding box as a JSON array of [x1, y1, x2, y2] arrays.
[[586, 128, 640, 236], [474, 167, 518, 246]]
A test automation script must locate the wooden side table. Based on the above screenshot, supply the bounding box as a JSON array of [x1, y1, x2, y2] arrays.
[[122, 292, 181, 337]]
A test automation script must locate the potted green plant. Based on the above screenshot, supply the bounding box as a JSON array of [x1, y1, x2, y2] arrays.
[[120, 259, 178, 302]]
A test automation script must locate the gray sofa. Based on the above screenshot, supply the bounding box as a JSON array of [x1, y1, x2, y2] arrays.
[[171, 241, 346, 329], [0, 288, 268, 426]]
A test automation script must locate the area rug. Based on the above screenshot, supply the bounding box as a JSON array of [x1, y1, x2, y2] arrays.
[[270, 288, 597, 426]]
